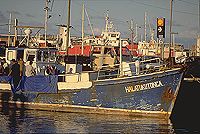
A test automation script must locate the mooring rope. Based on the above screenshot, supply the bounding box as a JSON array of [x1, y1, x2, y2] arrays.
[[190, 74, 200, 84]]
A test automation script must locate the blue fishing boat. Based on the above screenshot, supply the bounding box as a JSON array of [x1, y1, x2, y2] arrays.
[[0, 0, 185, 119], [0, 46, 184, 119]]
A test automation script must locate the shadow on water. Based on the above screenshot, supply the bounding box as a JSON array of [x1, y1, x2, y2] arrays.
[[0, 91, 58, 133], [0, 91, 25, 133], [0, 107, 175, 133], [171, 81, 200, 133], [76, 113, 174, 134]]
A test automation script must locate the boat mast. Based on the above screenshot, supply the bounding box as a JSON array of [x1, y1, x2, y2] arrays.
[[128, 19, 134, 55], [14, 19, 18, 46], [197, 0, 200, 56], [8, 13, 12, 47], [169, 0, 173, 65], [85, 8, 95, 38], [44, 0, 49, 47], [144, 12, 147, 55], [119, 39, 123, 76], [199, 0, 200, 36], [66, 0, 71, 53], [135, 23, 138, 42], [105, 10, 109, 32], [144, 12, 147, 43], [81, 1, 84, 55]]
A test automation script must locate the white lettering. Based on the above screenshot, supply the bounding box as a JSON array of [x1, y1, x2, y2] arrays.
[[158, 81, 164, 86], [124, 81, 164, 93], [135, 85, 140, 91]]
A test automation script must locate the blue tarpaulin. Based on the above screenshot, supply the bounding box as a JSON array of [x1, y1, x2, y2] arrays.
[[0, 76, 11, 83], [0, 75, 58, 94], [0, 75, 22, 94], [23, 75, 58, 93]]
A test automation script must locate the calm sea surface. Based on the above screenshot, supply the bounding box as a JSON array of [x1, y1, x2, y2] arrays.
[[0, 107, 197, 134]]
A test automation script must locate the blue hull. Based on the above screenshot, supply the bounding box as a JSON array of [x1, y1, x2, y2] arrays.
[[94, 69, 183, 113], [0, 68, 183, 116]]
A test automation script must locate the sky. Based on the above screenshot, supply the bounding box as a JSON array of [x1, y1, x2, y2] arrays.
[[0, 0, 199, 48]]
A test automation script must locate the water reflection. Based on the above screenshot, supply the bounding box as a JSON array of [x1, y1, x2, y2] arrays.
[[0, 108, 175, 133]]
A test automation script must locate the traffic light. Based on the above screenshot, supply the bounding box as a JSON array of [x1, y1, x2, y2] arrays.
[[157, 18, 165, 38]]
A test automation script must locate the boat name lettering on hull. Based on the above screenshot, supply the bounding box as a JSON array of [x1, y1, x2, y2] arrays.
[[125, 81, 164, 93]]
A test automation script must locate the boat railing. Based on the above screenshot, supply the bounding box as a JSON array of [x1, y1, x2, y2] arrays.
[[138, 58, 163, 73], [96, 65, 120, 80], [96, 57, 165, 80], [57, 58, 165, 82]]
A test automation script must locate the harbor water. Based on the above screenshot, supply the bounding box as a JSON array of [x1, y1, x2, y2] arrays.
[[0, 107, 197, 133]]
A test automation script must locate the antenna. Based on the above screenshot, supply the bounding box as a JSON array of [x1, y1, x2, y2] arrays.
[[197, 0, 200, 56], [105, 10, 109, 32], [8, 13, 12, 46], [127, 19, 134, 55], [130, 19, 134, 44], [169, 0, 173, 65], [49, 0, 55, 12], [85, 8, 95, 38], [81, 1, 84, 55], [66, 0, 71, 53], [135, 23, 138, 42], [199, 0, 200, 35], [144, 12, 147, 43], [44, 0, 50, 47], [14, 19, 18, 46], [148, 18, 155, 45]]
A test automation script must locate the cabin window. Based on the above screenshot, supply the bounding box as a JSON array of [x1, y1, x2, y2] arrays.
[[27, 55, 35, 61], [43, 51, 49, 62], [17, 50, 24, 60], [49, 51, 56, 62], [115, 48, 120, 55], [37, 50, 56, 62], [37, 51, 42, 61], [111, 34, 116, 37], [93, 47, 101, 54], [26, 50, 36, 61], [41, 51, 55, 62], [104, 48, 109, 54], [0, 47, 6, 57], [104, 48, 112, 54], [7, 51, 13, 61]]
